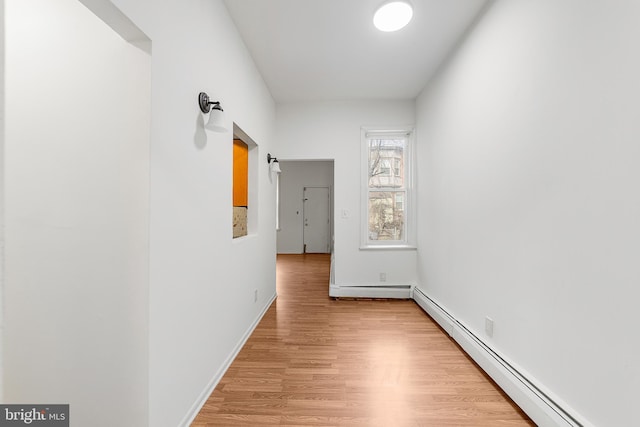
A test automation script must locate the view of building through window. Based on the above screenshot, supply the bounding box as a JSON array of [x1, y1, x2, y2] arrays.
[[367, 137, 406, 242]]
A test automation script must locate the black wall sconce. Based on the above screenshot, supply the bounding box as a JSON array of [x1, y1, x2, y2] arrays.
[[198, 92, 227, 133]]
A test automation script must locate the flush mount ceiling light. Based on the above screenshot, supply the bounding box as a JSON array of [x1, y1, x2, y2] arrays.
[[373, 1, 413, 32]]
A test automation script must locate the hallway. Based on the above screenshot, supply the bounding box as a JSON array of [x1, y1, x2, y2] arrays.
[[192, 254, 533, 426]]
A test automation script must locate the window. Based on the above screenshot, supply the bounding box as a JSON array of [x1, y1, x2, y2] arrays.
[[395, 193, 404, 211], [361, 127, 414, 247], [393, 158, 401, 177], [379, 159, 391, 176]]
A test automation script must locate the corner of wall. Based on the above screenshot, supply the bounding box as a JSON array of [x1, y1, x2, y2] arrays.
[[178, 292, 277, 427], [413, 286, 590, 427], [0, 0, 5, 402]]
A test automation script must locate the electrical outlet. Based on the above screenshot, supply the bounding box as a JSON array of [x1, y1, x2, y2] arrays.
[[485, 316, 494, 337], [379, 273, 386, 282], [254, 289, 258, 302]]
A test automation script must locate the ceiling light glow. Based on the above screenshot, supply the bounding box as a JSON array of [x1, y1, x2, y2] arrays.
[[373, 1, 413, 32]]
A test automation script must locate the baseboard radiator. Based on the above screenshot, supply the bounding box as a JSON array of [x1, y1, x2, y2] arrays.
[[413, 287, 588, 427], [329, 283, 412, 298]]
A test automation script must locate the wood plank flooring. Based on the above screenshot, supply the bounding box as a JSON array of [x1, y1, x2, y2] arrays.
[[192, 254, 534, 426]]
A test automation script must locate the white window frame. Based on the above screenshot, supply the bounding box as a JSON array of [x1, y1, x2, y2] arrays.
[[360, 126, 416, 250]]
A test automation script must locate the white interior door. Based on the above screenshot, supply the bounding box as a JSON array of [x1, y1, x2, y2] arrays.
[[303, 187, 330, 253]]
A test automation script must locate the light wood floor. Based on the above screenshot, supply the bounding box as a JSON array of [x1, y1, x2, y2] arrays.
[[192, 254, 534, 426]]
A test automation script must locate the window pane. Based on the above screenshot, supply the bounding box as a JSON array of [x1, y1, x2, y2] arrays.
[[368, 191, 405, 241], [368, 139, 405, 188]]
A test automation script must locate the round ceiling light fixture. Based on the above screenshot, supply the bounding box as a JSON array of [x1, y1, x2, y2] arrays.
[[373, 1, 413, 32]]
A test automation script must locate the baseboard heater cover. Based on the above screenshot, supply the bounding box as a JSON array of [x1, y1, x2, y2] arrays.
[[413, 287, 588, 427], [329, 284, 412, 299]]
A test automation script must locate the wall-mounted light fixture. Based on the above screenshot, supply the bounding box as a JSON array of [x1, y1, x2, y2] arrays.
[[268, 153, 282, 230], [198, 92, 228, 133], [267, 153, 281, 174]]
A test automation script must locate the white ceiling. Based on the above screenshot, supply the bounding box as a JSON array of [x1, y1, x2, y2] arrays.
[[223, 0, 489, 103]]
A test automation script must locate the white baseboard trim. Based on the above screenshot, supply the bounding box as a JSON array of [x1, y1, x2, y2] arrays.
[[179, 292, 278, 427], [329, 284, 412, 299], [413, 287, 587, 427]]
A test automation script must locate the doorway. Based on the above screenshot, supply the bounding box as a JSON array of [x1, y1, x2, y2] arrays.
[[276, 160, 334, 254]]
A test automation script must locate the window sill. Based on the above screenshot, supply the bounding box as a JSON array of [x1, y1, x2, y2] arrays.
[[233, 233, 257, 243], [359, 244, 417, 251]]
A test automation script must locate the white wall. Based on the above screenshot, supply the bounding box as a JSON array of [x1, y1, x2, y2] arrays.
[[276, 101, 416, 287], [106, 1, 277, 426], [416, 1, 640, 426], [0, 0, 4, 402], [4, 0, 150, 425], [277, 161, 334, 254]]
